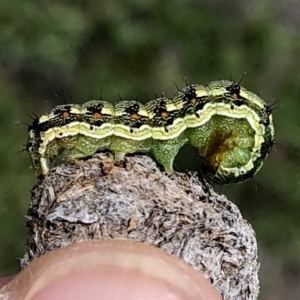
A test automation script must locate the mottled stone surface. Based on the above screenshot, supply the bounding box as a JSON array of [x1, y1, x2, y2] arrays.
[[22, 153, 260, 300]]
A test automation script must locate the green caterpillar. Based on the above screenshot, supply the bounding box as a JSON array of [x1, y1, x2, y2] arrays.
[[26, 80, 275, 184]]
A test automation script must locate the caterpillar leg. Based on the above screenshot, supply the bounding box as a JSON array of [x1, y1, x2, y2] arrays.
[[58, 136, 110, 156], [110, 136, 152, 162], [59, 147, 94, 161], [44, 135, 110, 171], [151, 135, 187, 174]]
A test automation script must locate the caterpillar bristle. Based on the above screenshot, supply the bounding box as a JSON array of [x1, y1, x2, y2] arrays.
[[117, 92, 123, 101], [238, 72, 247, 85], [153, 89, 159, 99], [28, 113, 39, 120], [143, 92, 150, 101], [173, 81, 180, 92], [16, 148, 27, 155], [15, 121, 31, 128], [218, 70, 223, 80], [183, 77, 189, 87]]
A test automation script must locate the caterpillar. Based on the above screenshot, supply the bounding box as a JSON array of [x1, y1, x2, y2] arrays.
[[26, 80, 275, 184]]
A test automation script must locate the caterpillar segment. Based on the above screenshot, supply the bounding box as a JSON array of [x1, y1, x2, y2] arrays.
[[58, 100, 114, 163], [26, 80, 275, 184], [146, 97, 188, 174], [110, 100, 152, 162]]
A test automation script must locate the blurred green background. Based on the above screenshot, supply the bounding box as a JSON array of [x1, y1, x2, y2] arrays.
[[0, 0, 299, 299]]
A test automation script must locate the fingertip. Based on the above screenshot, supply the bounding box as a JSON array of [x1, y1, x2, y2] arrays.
[[0, 240, 221, 300], [0, 275, 15, 290]]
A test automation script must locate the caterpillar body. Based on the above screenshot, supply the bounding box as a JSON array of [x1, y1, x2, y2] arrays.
[[26, 80, 275, 184]]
